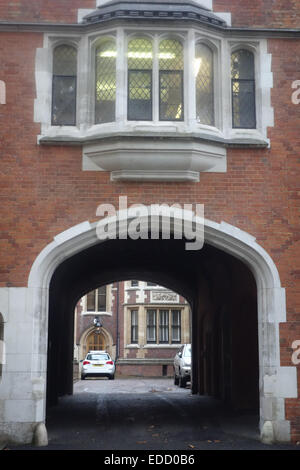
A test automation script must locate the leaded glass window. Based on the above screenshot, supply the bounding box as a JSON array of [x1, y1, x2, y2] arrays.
[[52, 45, 77, 126], [128, 38, 153, 120], [159, 39, 184, 121], [95, 40, 116, 124], [195, 44, 214, 126], [231, 49, 256, 129]]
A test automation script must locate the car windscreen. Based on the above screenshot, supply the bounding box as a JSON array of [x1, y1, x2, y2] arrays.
[[87, 354, 110, 361], [184, 345, 191, 357]]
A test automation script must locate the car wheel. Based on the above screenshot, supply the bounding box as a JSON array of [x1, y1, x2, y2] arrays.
[[179, 375, 187, 388], [81, 375, 85, 380], [109, 374, 115, 380]]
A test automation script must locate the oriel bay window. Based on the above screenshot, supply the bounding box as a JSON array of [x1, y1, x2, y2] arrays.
[[147, 309, 182, 344], [46, 30, 266, 148], [231, 49, 256, 129], [128, 38, 153, 121], [95, 39, 116, 124], [52, 45, 77, 126]]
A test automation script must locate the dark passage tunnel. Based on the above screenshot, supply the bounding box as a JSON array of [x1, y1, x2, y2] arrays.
[[47, 237, 259, 416]]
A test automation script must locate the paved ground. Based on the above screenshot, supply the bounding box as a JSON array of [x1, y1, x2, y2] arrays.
[[7, 378, 300, 451]]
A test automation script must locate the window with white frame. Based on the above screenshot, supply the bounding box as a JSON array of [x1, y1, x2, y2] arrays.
[[195, 42, 215, 126], [131, 309, 139, 344], [128, 38, 153, 121], [159, 39, 184, 121], [52, 44, 77, 126], [231, 49, 256, 129], [146, 308, 181, 344], [85, 286, 107, 313], [95, 39, 116, 124]]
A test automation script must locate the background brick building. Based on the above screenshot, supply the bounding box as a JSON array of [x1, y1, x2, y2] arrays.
[[0, 0, 299, 445], [74, 281, 191, 377]]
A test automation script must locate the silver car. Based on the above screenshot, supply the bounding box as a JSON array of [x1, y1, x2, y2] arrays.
[[81, 350, 116, 380], [174, 344, 191, 388]]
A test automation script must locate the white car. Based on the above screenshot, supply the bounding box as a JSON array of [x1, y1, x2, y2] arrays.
[[174, 344, 191, 388], [81, 350, 116, 380]]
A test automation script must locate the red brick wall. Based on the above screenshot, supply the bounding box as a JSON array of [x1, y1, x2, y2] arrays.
[[117, 364, 173, 377], [0, 0, 95, 23], [213, 0, 300, 28]]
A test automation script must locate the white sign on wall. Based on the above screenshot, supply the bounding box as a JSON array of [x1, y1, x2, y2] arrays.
[[150, 291, 179, 304]]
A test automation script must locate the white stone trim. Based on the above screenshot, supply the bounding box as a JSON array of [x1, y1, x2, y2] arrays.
[[144, 344, 182, 349], [77, 9, 94, 23], [214, 12, 232, 26], [194, 0, 213, 10], [81, 310, 112, 316]]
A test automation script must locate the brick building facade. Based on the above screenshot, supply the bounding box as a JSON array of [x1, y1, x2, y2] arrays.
[[74, 281, 191, 377], [0, 0, 299, 445]]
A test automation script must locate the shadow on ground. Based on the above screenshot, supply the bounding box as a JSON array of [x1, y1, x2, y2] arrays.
[[8, 379, 300, 451]]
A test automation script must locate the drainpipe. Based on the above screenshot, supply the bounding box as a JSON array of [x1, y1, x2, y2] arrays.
[[116, 281, 120, 361]]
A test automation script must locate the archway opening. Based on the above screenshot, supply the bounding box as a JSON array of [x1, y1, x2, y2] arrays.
[[46, 236, 260, 445]]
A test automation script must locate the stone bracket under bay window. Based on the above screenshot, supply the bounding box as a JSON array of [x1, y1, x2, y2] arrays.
[[82, 133, 227, 182], [39, 131, 268, 182]]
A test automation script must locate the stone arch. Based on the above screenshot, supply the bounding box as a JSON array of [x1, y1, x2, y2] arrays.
[[27, 210, 296, 442]]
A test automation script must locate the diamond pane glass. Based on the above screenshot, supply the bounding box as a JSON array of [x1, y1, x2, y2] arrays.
[[52, 45, 77, 126], [52, 76, 76, 126], [159, 40, 183, 121], [160, 71, 183, 121], [53, 45, 77, 76], [231, 50, 255, 80], [231, 49, 256, 129], [128, 38, 153, 70], [128, 70, 152, 120], [95, 40, 116, 124], [195, 44, 214, 126], [232, 80, 256, 128], [128, 39, 152, 120], [159, 39, 183, 71]]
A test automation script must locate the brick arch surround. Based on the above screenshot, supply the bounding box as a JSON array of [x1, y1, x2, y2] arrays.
[[20, 210, 296, 445]]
